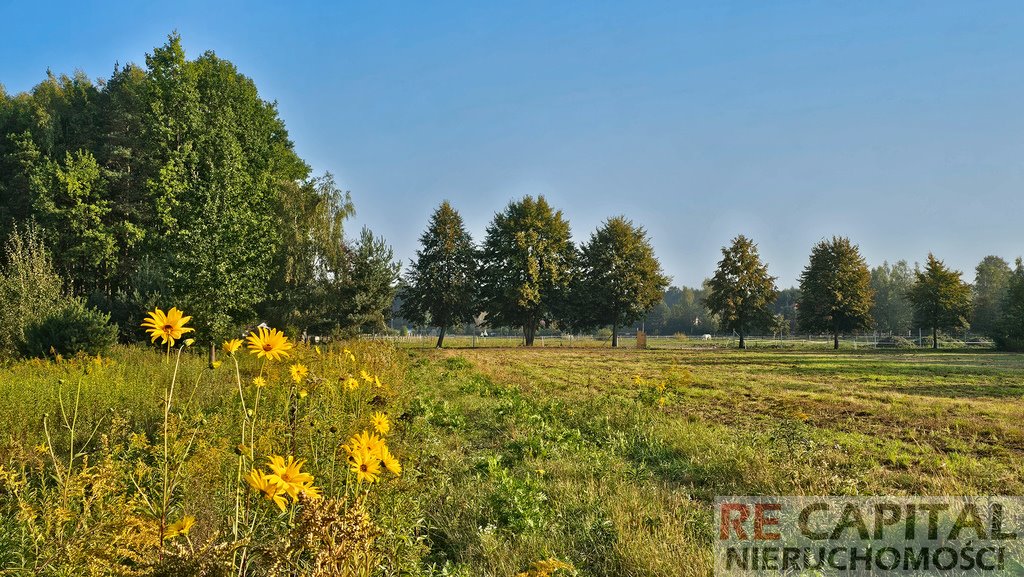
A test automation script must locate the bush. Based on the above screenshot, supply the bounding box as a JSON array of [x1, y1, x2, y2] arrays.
[[0, 225, 67, 356], [22, 300, 119, 358], [595, 328, 613, 341], [876, 336, 916, 349]]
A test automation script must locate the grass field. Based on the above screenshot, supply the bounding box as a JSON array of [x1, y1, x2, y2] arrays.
[[1, 344, 1022, 576]]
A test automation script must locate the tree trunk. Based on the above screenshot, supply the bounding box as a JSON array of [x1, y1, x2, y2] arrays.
[[933, 326, 938, 350], [612, 322, 618, 348], [833, 332, 839, 350], [436, 326, 446, 348], [738, 331, 746, 349], [524, 323, 535, 346]]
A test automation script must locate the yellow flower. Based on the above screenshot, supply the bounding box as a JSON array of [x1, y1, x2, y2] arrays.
[[290, 363, 309, 383], [266, 455, 314, 502], [246, 327, 293, 361], [299, 389, 308, 399], [300, 482, 322, 500], [141, 307, 194, 347], [370, 412, 391, 435], [315, 345, 322, 355], [165, 515, 195, 539], [517, 559, 574, 577], [252, 376, 267, 388], [350, 448, 381, 483], [380, 444, 401, 476], [343, 430, 384, 458], [373, 375, 383, 388], [343, 349, 356, 363], [211, 361, 223, 369], [360, 369, 373, 382], [244, 469, 287, 512], [344, 376, 360, 391], [222, 339, 243, 355]]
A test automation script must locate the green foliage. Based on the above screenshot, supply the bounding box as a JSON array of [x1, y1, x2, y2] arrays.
[[572, 216, 669, 346], [32, 149, 118, 293], [643, 285, 719, 335], [972, 255, 1011, 338], [342, 227, 401, 334], [797, 237, 874, 348], [703, 235, 778, 348], [0, 33, 369, 342], [479, 196, 576, 346], [264, 174, 354, 333], [0, 225, 68, 356], [400, 201, 478, 347], [870, 260, 914, 334], [908, 253, 972, 349], [995, 259, 1024, 351], [22, 299, 118, 357]]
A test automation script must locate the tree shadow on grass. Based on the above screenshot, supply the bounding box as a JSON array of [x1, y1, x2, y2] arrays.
[[883, 382, 1024, 399]]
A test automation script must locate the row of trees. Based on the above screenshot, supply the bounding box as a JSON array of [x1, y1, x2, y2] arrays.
[[0, 34, 400, 354], [398, 200, 1022, 352], [399, 198, 670, 347], [701, 235, 1024, 349]]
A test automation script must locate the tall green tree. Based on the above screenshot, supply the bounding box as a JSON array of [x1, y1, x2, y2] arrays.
[[996, 259, 1024, 351], [400, 201, 478, 347], [574, 216, 669, 346], [908, 254, 972, 349], [797, 237, 874, 349], [263, 173, 354, 333], [341, 227, 401, 334], [971, 255, 1011, 338], [703, 235, 778, 349], [479, 195, 575, 346], [32, 149, 118, 293], [870, 260, 914, 335]]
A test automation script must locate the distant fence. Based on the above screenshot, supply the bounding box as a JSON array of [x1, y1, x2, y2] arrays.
[[359, 332, 995, 350]]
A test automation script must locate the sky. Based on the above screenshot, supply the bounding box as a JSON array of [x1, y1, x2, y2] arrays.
[[3, 1, 1023, 287]]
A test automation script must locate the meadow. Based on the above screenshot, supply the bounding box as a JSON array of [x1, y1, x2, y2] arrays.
[[1, 340, 1022, 576]]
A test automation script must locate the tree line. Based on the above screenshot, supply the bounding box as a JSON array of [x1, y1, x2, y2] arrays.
[[643, 236, 1023, 350], [0, 34, 400, 357], [3, 33, 1021, 356], [399, 198, 669, 347]]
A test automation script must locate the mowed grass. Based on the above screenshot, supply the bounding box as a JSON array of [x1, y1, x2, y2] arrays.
[[404, 347, 1024, 576]]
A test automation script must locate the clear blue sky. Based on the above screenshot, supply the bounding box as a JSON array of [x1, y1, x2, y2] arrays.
[[4, 1, 1023, 286]]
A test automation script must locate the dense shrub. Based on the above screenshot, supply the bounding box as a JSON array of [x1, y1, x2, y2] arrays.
[[22, 300, 119, 358], [0, 225, 67, 356]]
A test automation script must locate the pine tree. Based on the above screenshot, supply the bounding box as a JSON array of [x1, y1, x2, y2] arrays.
[[400, 201, 478, 347], [797, 237, 874, 349], [908, 254, 972, 349], [703, 235, 778, 349]]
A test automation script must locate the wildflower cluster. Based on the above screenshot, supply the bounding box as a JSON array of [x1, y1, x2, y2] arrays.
[[515, 558, 575, 577], [244, 455, 320, 512], [343, 428, 401, 484], [633, 374, 668, 407]]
